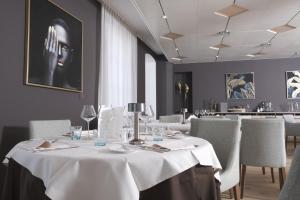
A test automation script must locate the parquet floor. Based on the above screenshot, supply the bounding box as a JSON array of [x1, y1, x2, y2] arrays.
[[222, 142, 295, 200]]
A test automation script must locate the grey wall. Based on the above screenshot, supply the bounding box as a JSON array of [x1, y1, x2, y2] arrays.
[[0, 0, 99, 158], [174, 58, 300, 112]]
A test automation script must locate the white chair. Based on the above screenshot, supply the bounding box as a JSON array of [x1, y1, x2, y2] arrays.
[[159, 115, 183, 123], [190, 118, 241, 200], [283, 114, 300, 149], [29, 119, 71, 139], [279, 146, 300, 200], [240, 119, 286, 198]]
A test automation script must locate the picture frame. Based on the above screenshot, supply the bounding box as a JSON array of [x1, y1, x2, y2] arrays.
[[225, 72, 255, 99], [25, 0, 83, 92], [286, 70, 300, 99]]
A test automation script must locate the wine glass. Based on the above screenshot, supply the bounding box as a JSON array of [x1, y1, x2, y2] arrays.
[[80, 105, 96, 140], [194, 109, 200, 118], [140, 105, 154, 135]]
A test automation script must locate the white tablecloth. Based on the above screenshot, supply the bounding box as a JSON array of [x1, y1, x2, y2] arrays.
[[6, 136, 221, 200]]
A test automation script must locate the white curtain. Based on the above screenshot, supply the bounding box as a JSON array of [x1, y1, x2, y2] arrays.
[[98, 5, 137, 107]]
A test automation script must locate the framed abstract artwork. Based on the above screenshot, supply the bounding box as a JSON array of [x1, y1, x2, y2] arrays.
[[225, 72, 255, 99], [286, 71, 300, 99], [25, 0, 83, 92]]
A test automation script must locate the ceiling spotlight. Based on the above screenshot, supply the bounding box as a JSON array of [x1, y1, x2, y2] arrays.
[[171, 56, 187, 61], [175, 48, 179, 51], [209, 43, 230, 50], [259, 42, 272, 47], [162, 15, 167, 19], [214, 4, 248, 18], [216, 30, 230, 36], [246, 52, 265, 57], [267, 24, 296, 34], [216, 55, 219, 58], [160, 32, 183, 40], [246, 54, 256, 57]]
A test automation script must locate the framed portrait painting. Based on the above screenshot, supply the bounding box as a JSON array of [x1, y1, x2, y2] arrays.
[[225, 72, 255, 99], [286, 70, 300, 99], [25, 0, 82, 92]]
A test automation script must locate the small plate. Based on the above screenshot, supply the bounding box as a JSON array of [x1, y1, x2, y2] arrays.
[[108, 145, 136, 154]]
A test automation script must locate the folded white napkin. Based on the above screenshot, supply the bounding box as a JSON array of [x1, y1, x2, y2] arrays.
[[18, 140, 78, 152]]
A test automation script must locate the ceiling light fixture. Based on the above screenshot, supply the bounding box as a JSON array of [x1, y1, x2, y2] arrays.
[[216, 30, 230, 36], [246, 52, 265, 57], [171, 56, 187, 61], [267, 24, 296, 34], [214, 4, 248, 18], [175, 48, 179, 51], [162, 15, 167, 19], [209, 43, 230, 50], [160, 32, 183, 40]]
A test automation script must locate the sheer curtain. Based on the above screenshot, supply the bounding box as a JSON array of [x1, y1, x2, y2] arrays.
[[98, 5, 137, 107]]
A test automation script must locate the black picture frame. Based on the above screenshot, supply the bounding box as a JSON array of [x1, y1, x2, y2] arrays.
[[25, 0, 83, 92]]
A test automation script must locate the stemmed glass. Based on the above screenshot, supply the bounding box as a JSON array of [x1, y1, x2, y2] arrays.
[[140, 105, 154, 135], [80, 105, 97, 140]]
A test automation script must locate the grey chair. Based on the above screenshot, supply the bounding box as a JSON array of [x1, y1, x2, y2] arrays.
[[240, 119, 286, 198], [283, 115, 300, 149], [279, 146, 300, 200], [29, 119, 71, 139], [191, 119, 241, 200], [159, 115, 183, 123]]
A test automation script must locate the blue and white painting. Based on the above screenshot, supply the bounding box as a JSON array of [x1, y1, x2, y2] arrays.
[[286, 71, 300, 99], [226, 72, 255, 99]]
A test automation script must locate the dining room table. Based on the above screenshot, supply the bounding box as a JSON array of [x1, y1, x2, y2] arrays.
[[1, 134, 222, 200]]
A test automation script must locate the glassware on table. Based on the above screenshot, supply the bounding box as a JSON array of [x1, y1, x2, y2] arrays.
[[194, 109, 200, 118], [95, 127, 107, 146], [70, 126, 82, 140], [152, 126, 164, 142], [121, 108, 133, 143], [140, 105, 154, 135], [80, 105, 97, 140]]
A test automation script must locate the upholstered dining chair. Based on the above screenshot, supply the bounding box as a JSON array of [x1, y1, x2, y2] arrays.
[[240, 118, 286, 198], [159, 115, 183, 123], [190, 119, 241, 200], [279, 146, 300, 200], [29, 119, 71, 139], [283, 114, 300, 149]]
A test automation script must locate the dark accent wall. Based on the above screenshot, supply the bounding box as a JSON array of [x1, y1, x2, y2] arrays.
[[0, 0, 99, 159], [173, 58, 300, 112]]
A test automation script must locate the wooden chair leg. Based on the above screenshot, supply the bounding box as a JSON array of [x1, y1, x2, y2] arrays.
[[294, 136, 297, 149], [279, 167, 286, 189], [271, 168, 275, 183], [241, 165, 246, 199], [262, 167, 265, 175], [229, 188, 233, 199], [233, 185, 240, 200]]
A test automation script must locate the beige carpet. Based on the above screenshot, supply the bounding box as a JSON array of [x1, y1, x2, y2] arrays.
[[222, 141, 295, 200]]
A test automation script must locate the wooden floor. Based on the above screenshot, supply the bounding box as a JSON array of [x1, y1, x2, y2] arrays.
[[222, 141, 295, 200]]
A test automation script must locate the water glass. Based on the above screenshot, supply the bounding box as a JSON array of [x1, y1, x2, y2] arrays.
[[95, 127, 107, 146], [70, 126, 82, 140], [152, 127, 164, 142]]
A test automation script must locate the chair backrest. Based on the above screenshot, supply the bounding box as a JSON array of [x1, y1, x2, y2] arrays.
[[190, 119, 241, 170], [283, 114, 296, 123], [29, 120, 71, 139], [240, 118, 286, 167], [159, 115, 183, 123], [98, 106, 124, 139], [279, 146, 300, 200]]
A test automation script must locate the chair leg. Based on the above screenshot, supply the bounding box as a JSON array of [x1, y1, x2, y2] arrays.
[[285, 135, 288, 150], [279, 167, 286, 189], [271, 168, 275, 183], [229, 188, 233, 199], [262, 167, 265, 175], [294, 136, 297, 149], [241, 165, 246, 199], [233, 184, 240, 200]]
